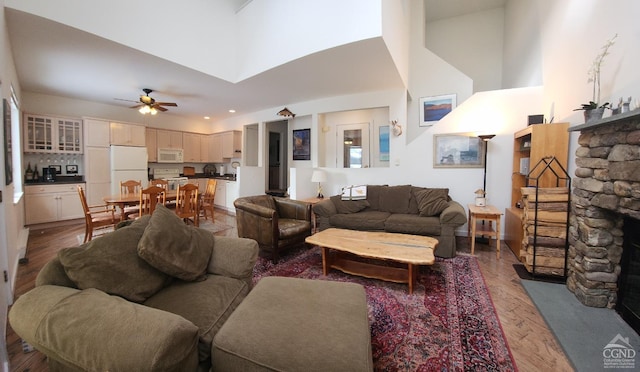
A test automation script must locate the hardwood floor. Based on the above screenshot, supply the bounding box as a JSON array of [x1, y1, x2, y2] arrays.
[[6, 212, 573, 372]]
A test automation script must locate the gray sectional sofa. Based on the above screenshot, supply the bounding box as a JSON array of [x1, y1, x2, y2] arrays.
[[312, 185, 467, 258]]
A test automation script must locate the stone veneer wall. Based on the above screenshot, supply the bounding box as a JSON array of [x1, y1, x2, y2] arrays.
[[568, 112, 640, 308]]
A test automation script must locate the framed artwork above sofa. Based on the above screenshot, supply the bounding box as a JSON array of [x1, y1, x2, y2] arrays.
[[433, 133, 485, 168]]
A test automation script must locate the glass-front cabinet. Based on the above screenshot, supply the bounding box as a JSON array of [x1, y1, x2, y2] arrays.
[[24, 115, 54, 152], [57, 118, 82, 152], [24, 114, 83, 154]]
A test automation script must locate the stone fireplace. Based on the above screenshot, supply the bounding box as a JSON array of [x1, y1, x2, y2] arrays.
[[568, 111, 640, 313]]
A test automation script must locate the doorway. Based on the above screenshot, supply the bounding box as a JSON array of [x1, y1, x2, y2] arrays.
[[266, 120, 288, 196]]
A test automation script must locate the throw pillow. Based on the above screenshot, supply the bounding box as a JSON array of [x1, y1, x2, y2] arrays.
[[137, 204, 214, 281], [414, 188, 450, 217], [330, 195, 370, 214], [365, 185, 386, 211], [58, 215, 170, 303], [378, 185, 413, 213]]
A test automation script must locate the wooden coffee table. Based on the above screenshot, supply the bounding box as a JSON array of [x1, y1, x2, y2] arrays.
[[305, 228, 438, 294]]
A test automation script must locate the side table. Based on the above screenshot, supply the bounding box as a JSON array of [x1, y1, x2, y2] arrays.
[[467, 204, 503, 259], [298, 197, 325, 233]]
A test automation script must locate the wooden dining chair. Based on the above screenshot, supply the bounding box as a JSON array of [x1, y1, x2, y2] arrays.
[[77, 186, 118, 243], [149, 179, 168, 190], [175, 183, 199, 226], [120, 180, 142, 218], [200, 179, 217, 220], [130, 185, 166, 218], [120, 180, 142, 194]]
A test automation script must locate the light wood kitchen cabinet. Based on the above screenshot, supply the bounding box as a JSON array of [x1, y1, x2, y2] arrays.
[[183, 133, 202, 162], [225, 180, 239, 213], [84, 147, 110, 206], [84, 119, 110, 147], [24, 114, 83, 154], [209, 134, 223, 163], [213, 180, 226, 207], [156, 129, 183, 149], [83, 119, 111, 206], [200, 135, 209, 162], [110, 122, 145, 146], [222, 131, 242, 158], [25, 183, 85, 225], [146, 128, 157, 162]]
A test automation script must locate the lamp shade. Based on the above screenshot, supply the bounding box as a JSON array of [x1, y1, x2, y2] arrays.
[[311, 170, 327, 183]]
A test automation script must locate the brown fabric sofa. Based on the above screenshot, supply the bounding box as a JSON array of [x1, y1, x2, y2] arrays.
[[312, 185, 467, 258], [234, 195, 312, 263], [9, 205, 258, 372]]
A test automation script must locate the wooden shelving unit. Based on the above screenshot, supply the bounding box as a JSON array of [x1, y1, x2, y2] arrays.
[[505, 123, 569, 259]]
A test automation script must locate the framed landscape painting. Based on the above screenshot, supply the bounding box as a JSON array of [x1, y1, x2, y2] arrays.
[[433, 133, 484, 168], [419, 94, 456, 127]]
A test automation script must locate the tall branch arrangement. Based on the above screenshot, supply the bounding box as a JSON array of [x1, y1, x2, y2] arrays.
[[587, 33, 617, 106]]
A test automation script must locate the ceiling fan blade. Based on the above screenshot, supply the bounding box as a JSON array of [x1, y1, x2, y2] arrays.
[[153, 104, 168, 112], [114, 98, 139, 103], [155, 102, 178, 107], [129, 104, 144, 109]]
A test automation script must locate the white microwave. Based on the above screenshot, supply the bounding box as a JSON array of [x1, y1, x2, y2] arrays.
[[157, 148, 184, 163]]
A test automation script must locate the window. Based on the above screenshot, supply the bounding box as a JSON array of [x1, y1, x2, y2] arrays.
[[10, 86, 22, 201]]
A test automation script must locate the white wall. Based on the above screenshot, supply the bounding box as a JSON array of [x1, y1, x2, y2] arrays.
[[406, 0, 474, 144], [381, 0, 410, 87], [502, 0, 543, 89], [425, 7, 505, 93], [505, 0, 640, 179], [236, 0, 383, 81], [6, 0, 239, 82], [1, 0, 24, 365]]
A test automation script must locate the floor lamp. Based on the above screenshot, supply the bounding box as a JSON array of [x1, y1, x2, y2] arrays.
[[477, 134, 496, 243]]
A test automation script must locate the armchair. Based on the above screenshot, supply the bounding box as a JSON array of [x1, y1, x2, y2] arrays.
[[234, 195, 312, 263]]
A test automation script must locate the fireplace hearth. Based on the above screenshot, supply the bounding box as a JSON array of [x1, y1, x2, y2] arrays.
[[568, 111, 640, 310]]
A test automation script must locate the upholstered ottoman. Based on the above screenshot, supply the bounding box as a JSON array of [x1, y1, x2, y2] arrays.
[[212, 276, 373, 371]]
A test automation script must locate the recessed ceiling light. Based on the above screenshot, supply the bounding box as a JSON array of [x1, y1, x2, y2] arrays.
[[229, 109, 236, 113], [204, 116, 210, 120]]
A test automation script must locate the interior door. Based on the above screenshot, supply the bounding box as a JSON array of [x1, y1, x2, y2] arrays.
[[337, 123, 370, 168]]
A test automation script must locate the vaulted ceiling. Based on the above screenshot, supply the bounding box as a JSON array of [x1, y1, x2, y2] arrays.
[[5, 1, 505, 122]]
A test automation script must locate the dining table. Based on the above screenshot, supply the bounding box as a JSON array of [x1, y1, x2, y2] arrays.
[[103, 190, 178, 220]]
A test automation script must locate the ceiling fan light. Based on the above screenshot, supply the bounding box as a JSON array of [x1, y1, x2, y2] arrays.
[[150, 107, 158, 115], [139, 106, 147, 114]]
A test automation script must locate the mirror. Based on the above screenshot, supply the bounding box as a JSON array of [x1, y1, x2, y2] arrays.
[[338, 123, 369, 168]]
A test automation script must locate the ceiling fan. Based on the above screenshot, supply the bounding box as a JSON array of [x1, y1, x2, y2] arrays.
[[129, 88, 177, 115]]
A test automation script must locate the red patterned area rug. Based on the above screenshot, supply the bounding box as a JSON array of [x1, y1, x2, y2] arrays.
[[253, 246, 517, 372]]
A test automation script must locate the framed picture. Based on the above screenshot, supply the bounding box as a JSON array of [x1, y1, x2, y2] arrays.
[[50, 164, 62, 174], [3, 99, 12, 185], [433, 133, 485, 168], [419, 94, 456, 127], [292, 128, 311, 160], [379, 126, 390, 161], [66, 164, 78, 174]]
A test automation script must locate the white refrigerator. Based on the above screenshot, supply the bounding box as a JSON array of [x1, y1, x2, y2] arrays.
[[110, 145, 148, 194]]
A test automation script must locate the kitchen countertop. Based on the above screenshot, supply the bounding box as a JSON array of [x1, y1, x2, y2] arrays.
[[181, 173, 237, 181], [25, 176, 85, 185]]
